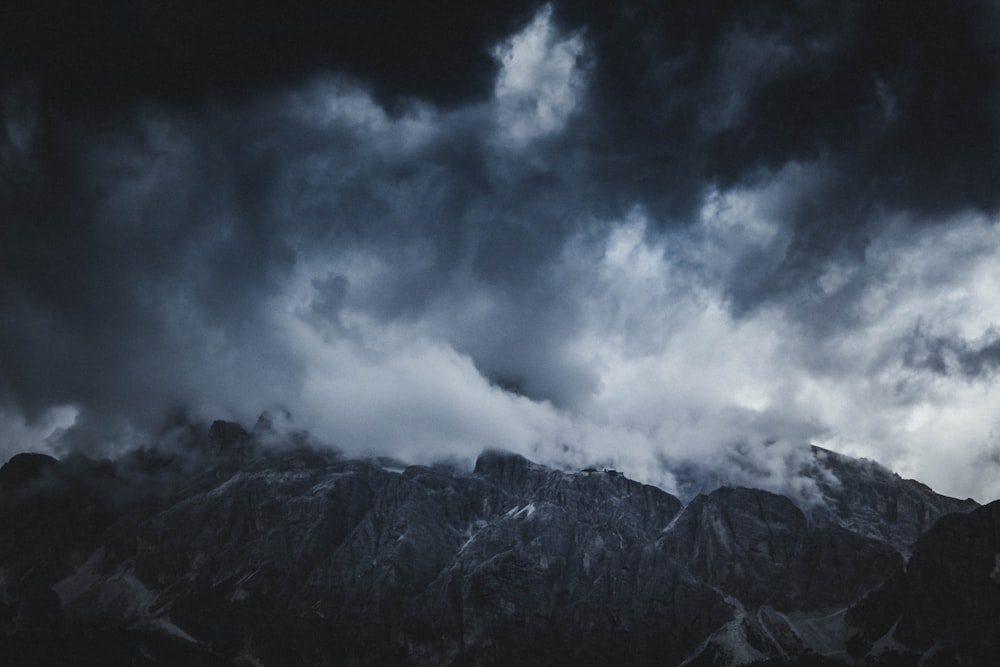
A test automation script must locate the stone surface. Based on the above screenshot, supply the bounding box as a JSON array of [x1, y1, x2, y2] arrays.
[[0, 427, 990, 666], [846, 498, 1000, 665], [804, 446, 979, 554]]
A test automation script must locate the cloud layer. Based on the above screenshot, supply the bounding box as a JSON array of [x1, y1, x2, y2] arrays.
[[3, 2, 1000, 502]]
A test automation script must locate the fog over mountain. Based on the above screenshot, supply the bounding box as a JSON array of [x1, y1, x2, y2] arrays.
[[3, 1, 1000, 501]]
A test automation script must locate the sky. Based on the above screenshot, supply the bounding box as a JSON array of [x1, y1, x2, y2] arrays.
[[2, 0, 1000, 502]]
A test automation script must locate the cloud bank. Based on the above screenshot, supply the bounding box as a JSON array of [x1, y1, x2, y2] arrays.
[[2, 2, 1000, 502]]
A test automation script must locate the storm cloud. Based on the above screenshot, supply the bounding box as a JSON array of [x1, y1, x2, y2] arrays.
[[3, 1, 1000, 502]]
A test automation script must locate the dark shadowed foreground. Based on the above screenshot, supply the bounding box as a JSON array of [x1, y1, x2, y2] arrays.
[[0, 419, 993, 666]]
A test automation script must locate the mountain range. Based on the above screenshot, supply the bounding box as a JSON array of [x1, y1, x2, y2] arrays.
[[0, 417, 995, 666]]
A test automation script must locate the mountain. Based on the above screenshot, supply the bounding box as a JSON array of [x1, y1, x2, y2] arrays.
[[802, 446, 978, 555], [668, 445, 977, 556], [845, 498, 1000, 664], [0, 420, 991, 666]]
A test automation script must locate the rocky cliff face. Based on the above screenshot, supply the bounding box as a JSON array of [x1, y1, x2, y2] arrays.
[[845, 498, 1000, 665], [0, 422, 991, 666], [803, 446, 978, 555]]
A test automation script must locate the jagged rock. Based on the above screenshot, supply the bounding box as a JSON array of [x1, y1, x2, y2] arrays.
[[662, 487, 902, 612], [804, 446, 978, 554], [207, 420, 250, 454], [0, 437, 992, 666]]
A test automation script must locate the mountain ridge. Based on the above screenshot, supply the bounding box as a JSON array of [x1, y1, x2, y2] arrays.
[[0, 420, 992, 666]]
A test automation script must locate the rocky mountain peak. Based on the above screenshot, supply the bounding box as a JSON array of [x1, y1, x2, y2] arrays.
[[472, 448, 533, 477], [0, 428, 992, 666], [0, 452, 58, 492], [804, 445, 979, 553], [207, 420, 249, 452]]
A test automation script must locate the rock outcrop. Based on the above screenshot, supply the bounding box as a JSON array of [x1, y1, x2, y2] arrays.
[[804, 446, 978, 554], [0, 426, 989, 666], [846, 498, 1000, 665]]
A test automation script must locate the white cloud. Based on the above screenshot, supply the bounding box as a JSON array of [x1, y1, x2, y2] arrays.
[[291, 78, 442, 157], [261, 159, 1000, 504], [0, 404, 78, 461], [803, 213, 1000, 500], [244, 16, 1000, 505], [492, 4, 587, 148]]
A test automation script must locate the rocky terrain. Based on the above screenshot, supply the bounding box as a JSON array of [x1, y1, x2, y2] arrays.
[[0, 419, 993, 666]]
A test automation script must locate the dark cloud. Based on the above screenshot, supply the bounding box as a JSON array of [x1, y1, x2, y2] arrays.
[[555, 0, 1000, 315], [2, 1, 1000, 500], [1, 100, 304, 430], [906, 326, 1000, 380], [308, 273, 350, 327], [570, 0, 1000, 205], [0, 0, 541, 110]]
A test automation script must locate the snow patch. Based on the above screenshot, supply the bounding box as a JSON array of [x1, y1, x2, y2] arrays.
[[504, 503, 538, 519], [458, 519, 488, 554], [514, 502, 537, 519]]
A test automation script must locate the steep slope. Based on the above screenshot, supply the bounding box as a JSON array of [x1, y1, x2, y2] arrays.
[[0, 424, 991, 666], [846, 498, 1000, 665], [662, 487, 900, 664], [804, 446, 978, 554], [0, 441, 725, 666], [663, 487, 900, 611], [670, 445, 977, 555]]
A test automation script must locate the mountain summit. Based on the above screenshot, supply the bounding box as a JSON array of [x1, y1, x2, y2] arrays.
[[0, 422, 992, 666]]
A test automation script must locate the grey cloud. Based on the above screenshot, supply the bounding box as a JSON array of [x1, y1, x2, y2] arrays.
[[1, 2, 1000, 503], [0, 57, 603, 443], [309, 273, 350, 327], [906, 327, 1000, 380], [961, 339, 1000, 379], [1, 102, 305, 437], [554, 0, 1000, 318]]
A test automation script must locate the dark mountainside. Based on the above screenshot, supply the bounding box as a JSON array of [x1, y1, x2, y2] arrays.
[[0, 419, 992, 666]]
